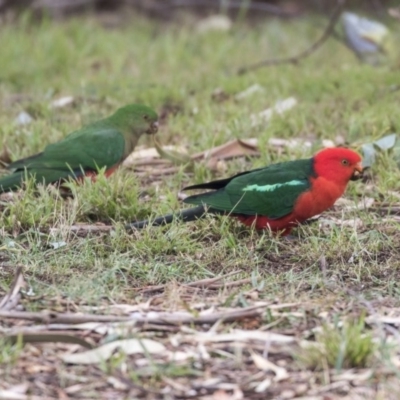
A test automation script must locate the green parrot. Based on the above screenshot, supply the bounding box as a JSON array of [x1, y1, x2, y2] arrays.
[[0, 104, 158, 192]]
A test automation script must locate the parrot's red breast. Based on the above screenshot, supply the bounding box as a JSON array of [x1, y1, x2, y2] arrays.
[[83, 164, 120, 181]]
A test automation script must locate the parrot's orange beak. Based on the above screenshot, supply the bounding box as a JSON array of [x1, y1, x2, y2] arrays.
[[350, 162, 363, 181], [147, 121, 159, 135]]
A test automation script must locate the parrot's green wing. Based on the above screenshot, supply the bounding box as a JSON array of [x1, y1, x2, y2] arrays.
[[184, 159, 314, 219], [0, 103, 158, 192], [9, 127, 125, 179]]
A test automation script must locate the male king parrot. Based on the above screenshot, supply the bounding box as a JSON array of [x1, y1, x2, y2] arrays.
[[127, 147, 362, 235], [0, 104, 158, 192]]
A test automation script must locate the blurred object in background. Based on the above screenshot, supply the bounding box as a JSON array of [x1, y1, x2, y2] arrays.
[[388, 6, 400, 20], [341, 11, 393, 65], [196, 14, 232, 34], [0, 1, 396, 18]]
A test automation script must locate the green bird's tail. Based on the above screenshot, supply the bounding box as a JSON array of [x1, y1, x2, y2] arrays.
[[126, 205, 214, 230], [0, 168, 80, 193], [0, 172, 25, 193]]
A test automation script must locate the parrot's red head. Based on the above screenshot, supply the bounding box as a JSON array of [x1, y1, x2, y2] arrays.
[[313, 147, 363, 185]]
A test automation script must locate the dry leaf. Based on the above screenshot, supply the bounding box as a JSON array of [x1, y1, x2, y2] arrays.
[[107, 377, 130, 391], [324, 217, 364, 229], [334, 197, 375, 211], [332, 369, 373, 382], [61, 338, 165, 364], [128, 139, 259, 168], [0, 191, 17, 202], [189, 329, 295, 344], [192, 139, 259, 161], [366, 315, 400, 325], [167, 350, 203, 363], [0, 384, 28, 397], [122, 131, 321, 177], [196, 15, 232, 33], [0, 145, 13, 166], [254, 378, 272, 393], [350, 197, 375, 210], [235, 84, 265, 101], [389, 7, 400, 20], [0, 390, 27, 400], [268, 137, 312, 150], [211, 390, 233, 400], [251, 97, 297, 127], [251, 352, 289, 381], [211, 87, 230, 102], [209, 387, 243, 400], [14, 111, 33, 126], [204, 158, 228, 173], [322, 139, 336, 148], [126, 146, 160, 161], [0, 383, 41, 400], [50, 96, 74, 108]]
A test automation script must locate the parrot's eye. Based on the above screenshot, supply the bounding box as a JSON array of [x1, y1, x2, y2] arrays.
[[143, 114, 149, 120], [341, 159, 349, 166]]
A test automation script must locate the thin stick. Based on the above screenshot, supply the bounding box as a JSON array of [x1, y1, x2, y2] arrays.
[[138, 271, 243, 293], [206, 278, 252, 289], [238, 0, 347, 74], [0, 311, 130, 324], [4, 332, 93, 348], [49, 224, 113, 235], [140, 0, 300, 18], [0, 304, 268, 325], [370, 207, 400, 215], [0, 266, 25, 311]]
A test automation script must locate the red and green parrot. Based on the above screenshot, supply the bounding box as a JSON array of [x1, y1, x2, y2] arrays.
[[128, 147, 362, 235], [0, 104, 158, 192]]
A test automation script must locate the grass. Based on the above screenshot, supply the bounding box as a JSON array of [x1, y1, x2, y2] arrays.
[[1, 8, 400, 398], [299, 316, 376, 370]]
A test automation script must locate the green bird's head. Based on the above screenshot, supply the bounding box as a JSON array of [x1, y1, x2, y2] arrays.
[[111, 104, 159, 136]]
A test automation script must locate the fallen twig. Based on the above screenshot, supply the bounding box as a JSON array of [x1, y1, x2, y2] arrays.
[[0, 266, 25, 311], [0, 304, 268, 326], [135, 166, 181, 177], [4, 331, 93, 348], [49, 224, 113, 235], [0, 310, 130, 324], [138, 271, 244, 293], [129, 304, 269, 325], [205, 278, 252, 289], [370, 206, 400, 215]]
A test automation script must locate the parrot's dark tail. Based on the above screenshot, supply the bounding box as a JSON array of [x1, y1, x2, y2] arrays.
[[126, 205, 209, 230], [0, 172, 24, 193]]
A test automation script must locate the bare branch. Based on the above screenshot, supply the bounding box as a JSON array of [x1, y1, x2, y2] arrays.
[[0, 266, 25, 311], [238, 0, 347, 74], [0, 304, 268, 325]]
